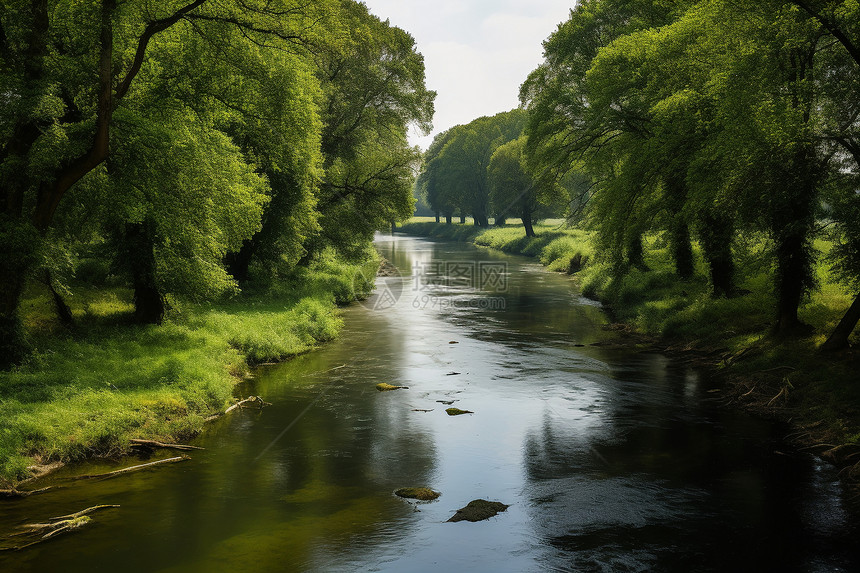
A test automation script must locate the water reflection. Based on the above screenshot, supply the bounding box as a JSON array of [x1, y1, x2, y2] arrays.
[[1, 234, 857, 572]]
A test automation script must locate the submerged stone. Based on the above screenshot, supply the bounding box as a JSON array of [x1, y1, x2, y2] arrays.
[[447, 499, 510, 523], [395, 487, 441, 501]]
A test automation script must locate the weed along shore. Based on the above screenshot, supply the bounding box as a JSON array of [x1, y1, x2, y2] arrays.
[[398, 220, 860, 488], [0, 253, 380, 491]]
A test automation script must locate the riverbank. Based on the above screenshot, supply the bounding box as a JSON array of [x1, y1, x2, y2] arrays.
[[0, 251, 380, 489], [398, 221, 860, 484]]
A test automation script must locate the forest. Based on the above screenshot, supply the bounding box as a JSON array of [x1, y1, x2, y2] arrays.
[[416, 0, 860, 353]]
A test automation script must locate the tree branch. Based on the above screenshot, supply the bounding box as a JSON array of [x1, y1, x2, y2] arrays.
[[115, 0, 209, 102], [182, 13, 305, 47], [791, 0, 860, 68]]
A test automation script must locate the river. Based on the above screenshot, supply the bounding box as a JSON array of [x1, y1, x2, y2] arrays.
[[1, 234, 858, 572]]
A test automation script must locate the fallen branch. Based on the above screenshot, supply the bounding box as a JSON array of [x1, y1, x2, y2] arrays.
[[225, 396, 271, 414], [770, 388, 788, 406], [130, 439, 203, 451], [0, 487, 53, 499], [2, 505, 120, 552], [73, 456, 189, 480], [50, 505, 120, 521]]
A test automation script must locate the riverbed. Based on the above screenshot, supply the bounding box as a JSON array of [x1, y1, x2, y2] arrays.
[[1, 235, 857, 572]]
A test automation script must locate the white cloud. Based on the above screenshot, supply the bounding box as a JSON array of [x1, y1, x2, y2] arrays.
[[361, 0, 574, 149]]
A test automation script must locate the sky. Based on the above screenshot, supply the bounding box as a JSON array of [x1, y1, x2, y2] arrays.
[[360, 0, 575, 150]]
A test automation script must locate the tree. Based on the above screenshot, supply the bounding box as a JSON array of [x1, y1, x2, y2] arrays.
[[488, 137, 565, 237], [419, 110, 526, 227], [0, 0, 342, 364], [417, 129, 459, 223], [308, 1, 435, 259]]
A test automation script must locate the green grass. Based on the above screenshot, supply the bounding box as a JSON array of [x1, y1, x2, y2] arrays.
[[0, 251, 379, 487], [398, 221, 860, 446]]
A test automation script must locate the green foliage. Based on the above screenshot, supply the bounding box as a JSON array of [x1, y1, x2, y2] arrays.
[[417, 110, 527, 226], [519, 0, 860, 339], [310, 2, 434, 257]]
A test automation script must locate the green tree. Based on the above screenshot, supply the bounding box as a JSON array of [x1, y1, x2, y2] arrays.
[[421, 110, 526, 227], [488, 137, 565, 237], [0, 0, 340, 364], [309, 1, 435, 259]]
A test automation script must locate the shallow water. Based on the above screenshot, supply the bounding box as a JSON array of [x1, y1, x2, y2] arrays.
[[2, 235, 858, 572]]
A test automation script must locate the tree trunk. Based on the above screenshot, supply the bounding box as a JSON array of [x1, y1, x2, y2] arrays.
[[698, 211, 735, 297], [626, 233, 649, 272], [225, 238, 255, 283], [459, 215, 466, 224], [125, 223, 164, 324], [44, 270, 74, 327], [821, 292, 860, 352], [435, 212, 440, 223], [0, 272, 28, 369], [773, 145, 817, 335], [446, 214, 453, 224], [670, 220, 694, 280], [522, 206, 535, 237], [664, 174, 694, 279], [0, 217, 41, 368], [775, 226, 810, 333], [133, 281, 165, 325]]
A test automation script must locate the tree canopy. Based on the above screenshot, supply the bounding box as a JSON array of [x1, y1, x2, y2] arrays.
[[519, 0, 860, 347], [0, 0, 434, 365]]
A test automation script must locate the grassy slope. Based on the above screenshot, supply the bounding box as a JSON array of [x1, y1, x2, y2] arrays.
[[0, 252, 379, 486], [399, 220, 860, 450]]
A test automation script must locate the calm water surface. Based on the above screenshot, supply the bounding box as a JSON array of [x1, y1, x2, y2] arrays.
[[1, 235, 858, 572]]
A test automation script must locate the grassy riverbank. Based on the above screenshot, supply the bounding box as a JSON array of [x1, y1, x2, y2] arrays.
[[0, 251, 379, 487], [399, 220, 860, 456]]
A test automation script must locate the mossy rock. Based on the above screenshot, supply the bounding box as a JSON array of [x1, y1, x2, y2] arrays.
[[445, 407, 473, 416], [376, 383, 408, 392], [447, 499, 510, 523], [394, 487, 441, 501]]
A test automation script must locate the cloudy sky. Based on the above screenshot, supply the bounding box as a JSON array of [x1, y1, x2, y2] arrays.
[[361, 0, 574, 149]]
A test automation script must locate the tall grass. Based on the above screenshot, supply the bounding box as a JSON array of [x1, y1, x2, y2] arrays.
[[0, 251, 379, 486]]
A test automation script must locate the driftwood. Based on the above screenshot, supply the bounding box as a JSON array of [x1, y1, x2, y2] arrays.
[[0, 487, 53, 500], [1, 505, 120, 552], [225, 396, 271, 414], [73, 456, 189, 480], [51, 505, 120, 521], [130, 439, 204, 451]]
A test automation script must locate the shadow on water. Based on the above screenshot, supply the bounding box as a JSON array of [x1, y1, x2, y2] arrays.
[[1, 234, 858, 572]]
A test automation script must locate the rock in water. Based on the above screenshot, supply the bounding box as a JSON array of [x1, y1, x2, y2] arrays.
[[445, 407, 473, 416], [447, 499, 510, 523], [376, 383, 408, 392], [394, 487, 441, 501]]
